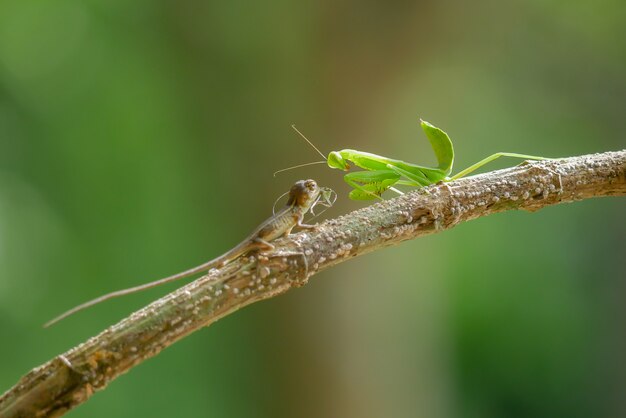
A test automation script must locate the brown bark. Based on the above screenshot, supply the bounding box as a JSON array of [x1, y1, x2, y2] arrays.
[[1, 150, 624, 418]]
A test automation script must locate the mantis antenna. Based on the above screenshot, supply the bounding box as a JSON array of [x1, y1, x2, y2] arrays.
[[273, 161, 326, 177], [272, 125, 328, 176], [290, 125, 326, 159]]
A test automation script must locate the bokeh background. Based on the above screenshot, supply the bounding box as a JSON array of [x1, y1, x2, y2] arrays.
[[1, 1, 624, 417]]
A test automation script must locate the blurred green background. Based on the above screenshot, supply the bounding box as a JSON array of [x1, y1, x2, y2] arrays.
[[0, 1, 624, 417]]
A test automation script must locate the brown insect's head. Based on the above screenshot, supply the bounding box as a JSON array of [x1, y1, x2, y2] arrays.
[[287, 179, 320, 209]]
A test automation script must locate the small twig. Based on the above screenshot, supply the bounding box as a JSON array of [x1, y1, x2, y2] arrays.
[[1, 150, 624, 418]]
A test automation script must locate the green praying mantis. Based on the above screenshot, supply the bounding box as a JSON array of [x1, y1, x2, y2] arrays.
[[277, 120, 550, 200]]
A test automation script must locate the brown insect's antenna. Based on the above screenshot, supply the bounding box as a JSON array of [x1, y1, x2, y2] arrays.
[[271, 189, 291, 215]]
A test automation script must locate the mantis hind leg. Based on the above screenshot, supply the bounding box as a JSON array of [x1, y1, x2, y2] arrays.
[[343, 170, 401, 200], [385, 164, 434, 188], [449, 152, 549, 181]]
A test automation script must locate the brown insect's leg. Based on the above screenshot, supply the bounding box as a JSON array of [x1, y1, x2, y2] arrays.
[[253, 238, 275, 251], [297, 216, 317, 230]]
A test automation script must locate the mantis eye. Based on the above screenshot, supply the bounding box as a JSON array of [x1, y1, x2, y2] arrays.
[[328, 151, 349, 171]]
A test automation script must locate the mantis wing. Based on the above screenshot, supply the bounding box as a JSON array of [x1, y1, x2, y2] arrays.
[[420, 120, 454, 176]]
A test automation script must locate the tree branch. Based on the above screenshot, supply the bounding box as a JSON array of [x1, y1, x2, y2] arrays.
[[1, 150, 624, 418]]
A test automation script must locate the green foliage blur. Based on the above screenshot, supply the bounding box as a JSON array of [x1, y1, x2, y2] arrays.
[[0, 1, 624, 417]]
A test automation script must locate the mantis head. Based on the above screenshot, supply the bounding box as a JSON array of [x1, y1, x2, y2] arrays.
[[328, 151, 350, 171]]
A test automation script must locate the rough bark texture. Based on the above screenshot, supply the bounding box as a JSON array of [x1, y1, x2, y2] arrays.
[[1, 150, 624, 418]]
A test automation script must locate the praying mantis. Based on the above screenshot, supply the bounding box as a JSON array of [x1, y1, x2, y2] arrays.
[[279, 120, 550, 200]]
